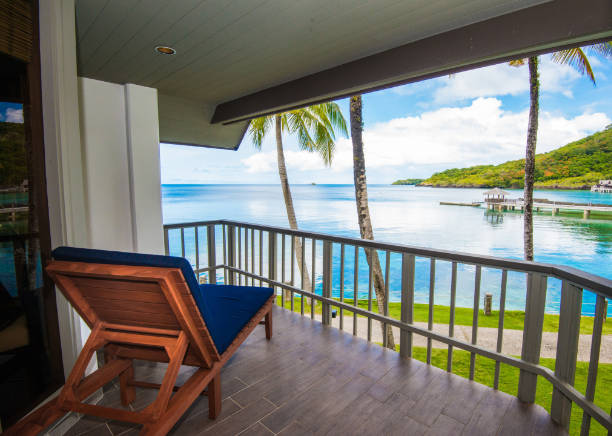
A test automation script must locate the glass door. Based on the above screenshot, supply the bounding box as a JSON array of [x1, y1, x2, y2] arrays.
[[0, 2, 64, 426]]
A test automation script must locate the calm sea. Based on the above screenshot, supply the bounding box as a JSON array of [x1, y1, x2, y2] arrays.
[[163, 184, 612, 317]]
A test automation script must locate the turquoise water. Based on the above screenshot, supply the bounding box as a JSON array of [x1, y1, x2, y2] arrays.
[[162, 184, 612, 317]]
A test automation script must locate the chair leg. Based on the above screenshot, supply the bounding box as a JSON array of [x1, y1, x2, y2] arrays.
[[119, 360, 136, 406], [208, 374, 222, 419], [265, 311, 272, 340]]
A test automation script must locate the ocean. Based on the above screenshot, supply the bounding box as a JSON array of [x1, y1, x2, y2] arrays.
[[162, 184, 612, 317]]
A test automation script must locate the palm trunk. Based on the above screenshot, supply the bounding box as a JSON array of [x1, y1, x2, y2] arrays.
[[524, 57, 539, 261], [275, 115, 313, 301], [349, 96, 395, 350]]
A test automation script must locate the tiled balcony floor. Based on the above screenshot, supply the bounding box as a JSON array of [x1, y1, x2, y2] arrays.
[[61, 306, 565, 436]]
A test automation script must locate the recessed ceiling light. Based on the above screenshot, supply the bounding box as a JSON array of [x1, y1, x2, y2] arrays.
[[155, 46, 176, 55]]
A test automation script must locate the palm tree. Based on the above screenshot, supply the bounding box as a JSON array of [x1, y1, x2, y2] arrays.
[[349, 95, 395, 349], [249, 103, 347, 299], [511, 43, 612, 261]]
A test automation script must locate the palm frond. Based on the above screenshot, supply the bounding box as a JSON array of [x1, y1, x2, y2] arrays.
[[248, 116, 273, 149], [551, 48, 595, 84], [587, 41, 612, 58], [286, 111, 316, 151], [509, 58, 526, 67]]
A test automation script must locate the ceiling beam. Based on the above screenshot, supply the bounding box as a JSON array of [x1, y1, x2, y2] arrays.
[[211, 0, 612, 124]]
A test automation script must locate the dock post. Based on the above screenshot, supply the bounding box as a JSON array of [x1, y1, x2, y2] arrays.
[[583, 210, 590, 219], [552, 208, 558, 216]]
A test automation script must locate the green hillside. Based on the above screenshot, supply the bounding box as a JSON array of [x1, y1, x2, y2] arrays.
[[392, 178, 425, 185], [0, 122, 26, 189], [416, 127, 612, 189]]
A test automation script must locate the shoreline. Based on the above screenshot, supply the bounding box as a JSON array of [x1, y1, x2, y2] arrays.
[[395, 183, 595, 191]]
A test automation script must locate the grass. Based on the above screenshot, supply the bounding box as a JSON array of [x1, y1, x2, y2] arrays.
[[275, 296, 612, 335], [405, 346, 612, 435]]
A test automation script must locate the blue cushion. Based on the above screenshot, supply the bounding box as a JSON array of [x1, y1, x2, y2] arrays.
[[51, 246, 272, 354], [199, 284, 273, 354]]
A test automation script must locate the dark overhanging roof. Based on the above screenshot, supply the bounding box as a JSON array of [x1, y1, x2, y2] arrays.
[[211, 0, 612, 126], [74, 0, 611, 149]]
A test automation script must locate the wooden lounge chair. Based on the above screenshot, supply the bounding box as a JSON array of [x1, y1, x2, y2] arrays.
[[5, 247, 274, 436]]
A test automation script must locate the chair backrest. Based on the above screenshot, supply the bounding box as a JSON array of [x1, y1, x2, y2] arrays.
[[47, 247, 220, 366]]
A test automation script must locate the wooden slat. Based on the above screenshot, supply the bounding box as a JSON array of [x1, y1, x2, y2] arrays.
[[290, 235, 295, 310], [367, 249, 373, 342], [311, 239, 316, 320], [79, 287, 167, 304], [339, 244, 345, 330], [194, 226, 200, 278], [268, 231, 277, 295], [94, 307, 180, 329], [447, 262, 457, 372], [301, 236, 306, 315], [354, 246, 359, 336], [383, 250, 391, 349], [400, 254, 415, 359], [427, 258, 435, 364], [494, 269, 508, 389], [551, 281, 582, 430], [180, 228, 185, 258], [72, 276, 163, 293], [207, 225, 216, 284], [470, 265, 481, 380], [238, 227, 242, 285], [222, 224, 227, 284], [322, 241, 332, 325], [0, 0, 32, 62], [281, 233, 286, 306], [244, 227, 249, 285], [581, 295, 606, 436], [86, 297, 176, 316], [259, 230, 263, 287], [518, 273, 547, 402]]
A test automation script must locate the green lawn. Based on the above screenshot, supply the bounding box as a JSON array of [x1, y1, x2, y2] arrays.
[[406, 346, 612, 436], [276, 296, 611, 335]]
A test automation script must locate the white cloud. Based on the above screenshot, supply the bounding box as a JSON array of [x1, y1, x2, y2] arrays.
[[243, 149, 329, 173], [432, 57, 582, 104], [4, 108, 23, 123], [241, 98, 610, 176]]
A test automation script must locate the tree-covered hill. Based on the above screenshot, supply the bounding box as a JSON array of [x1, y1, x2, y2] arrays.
[[417, 127, 611, 189], [0, 122, 26, 189], [392, 178, 425, 185]]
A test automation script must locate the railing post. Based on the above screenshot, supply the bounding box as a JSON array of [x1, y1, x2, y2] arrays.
[[322, 240, 332, 326], [207, 225, 216, 284], [400, 253, 415, 359], [227, 225, 235, 285], [551, 281, 582, 430], [518, 273, 547, 403], [163, 228, 169, 255], [268, 231, 276, 293]]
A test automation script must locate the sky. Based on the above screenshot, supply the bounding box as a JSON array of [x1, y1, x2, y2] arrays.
[[160, 54, 608, 184]]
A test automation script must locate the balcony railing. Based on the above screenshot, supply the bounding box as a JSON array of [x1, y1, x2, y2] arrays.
[[163, 219, 612, 435]]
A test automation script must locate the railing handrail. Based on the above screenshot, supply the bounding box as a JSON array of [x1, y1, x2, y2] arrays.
[[163, 219, 612, 297]]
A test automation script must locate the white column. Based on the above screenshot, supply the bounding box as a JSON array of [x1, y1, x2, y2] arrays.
[[39, 0, 88, 378], [78, 78, 164, 255], [125, 84, 164, 254]]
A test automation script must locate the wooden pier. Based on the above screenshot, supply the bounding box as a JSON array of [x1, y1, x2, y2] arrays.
[[440, 201, 481, 207], [486, 199, 612, 218]]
